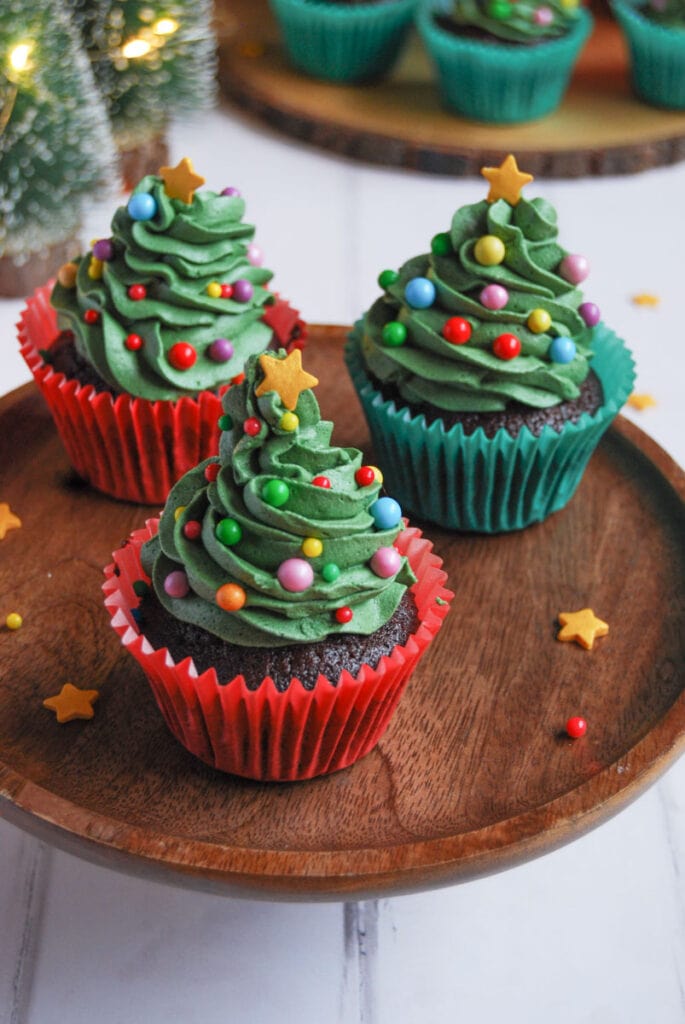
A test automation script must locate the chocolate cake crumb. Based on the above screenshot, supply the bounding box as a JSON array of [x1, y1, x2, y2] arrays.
[[137, 589, 419, 691]]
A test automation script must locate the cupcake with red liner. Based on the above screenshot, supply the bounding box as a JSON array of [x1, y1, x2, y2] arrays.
[[103, 349, 451, 780], [19, 157, 306, 504]]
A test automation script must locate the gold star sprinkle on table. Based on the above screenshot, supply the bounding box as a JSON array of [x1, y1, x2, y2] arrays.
[[557, 609, 609, 651], [0, 502, 21, 540], [255, 350, 319, 411], [159, 157, 205, 204], [632, 293, 660, 307], [481, 154, 534, 206], [43, 683, 100, 724], [627, 393, 657, 411]]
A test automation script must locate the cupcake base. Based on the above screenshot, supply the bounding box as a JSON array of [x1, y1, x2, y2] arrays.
[[103, 520, 451, 781]]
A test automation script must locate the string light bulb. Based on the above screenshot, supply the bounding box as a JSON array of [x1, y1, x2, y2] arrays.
[[153, 17, 179, 35], [121, 37, 152, 59], [8, 41, 33, 73]]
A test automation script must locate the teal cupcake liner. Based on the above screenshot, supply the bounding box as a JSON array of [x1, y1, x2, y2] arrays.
[[269, 0, 418, 83], [345, 323, 635, 533], [416, 2, 592, 123], [612, 0, 685, 109]]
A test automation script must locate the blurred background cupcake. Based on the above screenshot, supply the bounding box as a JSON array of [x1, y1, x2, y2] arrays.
[[269, 0, 418, 82], [612, 0, 685, 109], [18, 158, 305, 504], [417, 0, 593, 122], [346, 155, 635, 533]]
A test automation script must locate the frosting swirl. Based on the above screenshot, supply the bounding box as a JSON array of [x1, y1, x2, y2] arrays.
[[141, 351, 415, 647], [359, 194, 595, 413], [441, 0, 583, 41], [51, 174, 275, 401], [636, 0, 685, 26]]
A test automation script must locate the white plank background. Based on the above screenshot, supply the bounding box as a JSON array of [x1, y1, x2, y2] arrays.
[[1, 104, 684, 1023]]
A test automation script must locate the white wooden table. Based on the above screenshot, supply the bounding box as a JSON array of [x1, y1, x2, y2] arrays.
[[1, 106, 684, 1024]]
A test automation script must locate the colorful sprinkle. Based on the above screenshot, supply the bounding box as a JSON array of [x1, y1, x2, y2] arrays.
[[527, 308, 551, 334], [566, 715, 587, 739], [132, 580, 150, 597], [216, 517, 242, 546], [83, 309, 100, 324], [220, 283, 234, 298], [127, 193, 157, 221], [277, 558, 314, 592], [208, 338, 234, 362], [474, 235, 505, 266], [533, 5, 554, 24], [168, 342, 197, 370], [382, 321, 407, 347], [221, 186, 241, 197], [244, 417, 262, 437], [480, 283, 508, 310], [627, 393, 657, 410], [92, 238, 114, 261], [321, 563, 340, 582], [370, 546, 401, 578], [405, 277, 436, 309], [378, 269, 399, 289], [57, 262, 78, 288], [301, 537, 323, 558], [335, 606, 353, 624], [559, 254, 589, 285], [88, 257, 103, 280], [442, 317, 472, 345], [431, 232, 451, 256], [369, 465, 383, 484], [204, 462, 220, 482], [206, 281, 222, 298], [370, 496, 402, 530], [218, 414, 233, 431], [216, 583, 246, 611], [262, 479, 290, 507], [164, 570, 189, 598], [183, 519, 202, 540], [232, 279, 253, 303], [312, 476, 331, 488], [549, 337, 576, 363], [128, 283, 147, 301], [355, 466, 376, 487], [493, 333, 521, 360], [5, 612, 22, 630], [631, 293, 660, 307], [579, 301, 601, 326], [125, 333, 143, 351], [279, 412, 299, 432], [173, 505, 186, 521], [247, 243, 263, 267]]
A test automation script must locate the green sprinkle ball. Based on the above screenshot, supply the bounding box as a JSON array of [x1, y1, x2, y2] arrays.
[[262, 479, 290, 507], [215, 517, 242, 546], [431, 232, 451, 256], [382, 321, 407, 347], [321, 563, 340, 583], [218, 414, 233, 431], [378, 269, 399, 290]]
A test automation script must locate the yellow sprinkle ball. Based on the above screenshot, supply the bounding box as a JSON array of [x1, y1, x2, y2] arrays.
[[6, 612, 23, 630], [301, 537, 323, 558], [527, 308, 552, 334], [206, 281, 222, 298], [88, 257, 103, 280], [369, 465, 384, 485], [474, 235, 505, 267], [279, 412, 299, 432], [57, 262, 78, 288], [174, 505, 186, 521]]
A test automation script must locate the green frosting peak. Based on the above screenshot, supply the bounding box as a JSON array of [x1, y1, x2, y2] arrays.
[[360, 190, 596, 414], [443, 0, 582, 41], [141, 351, 416, 648], [51, 172, 278, 401]]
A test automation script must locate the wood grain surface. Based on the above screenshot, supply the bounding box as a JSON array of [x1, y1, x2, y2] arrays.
[[216, 2, 685, 178], [0, 327, 684, 900]]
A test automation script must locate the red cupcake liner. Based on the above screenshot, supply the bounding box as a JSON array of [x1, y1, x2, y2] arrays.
[[103, 520, 452, 781], [18, 284, 307, 505]]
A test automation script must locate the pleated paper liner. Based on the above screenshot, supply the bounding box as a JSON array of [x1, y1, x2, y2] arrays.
[[612, 0, 685, 110], [18, 283, 307, 505], [345, 322, 635, 533], [103, 519, 452, 781]]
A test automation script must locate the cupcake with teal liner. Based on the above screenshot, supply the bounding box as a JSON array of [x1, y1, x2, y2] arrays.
[[103, 348, 451, 780], [269, 0, 418, 83], [417, 0, 592, 123], [612, 0, 685, 109], [345, 155, 635, 533]]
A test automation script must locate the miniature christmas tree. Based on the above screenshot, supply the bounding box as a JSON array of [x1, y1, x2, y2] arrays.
[[0, 0, 115, 295], [64, 0, 216, 182]]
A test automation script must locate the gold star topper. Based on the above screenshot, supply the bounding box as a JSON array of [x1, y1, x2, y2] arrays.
[[159, 157, 205, 204], [481, 154, 534, 206], [43, 683, 100, 724], [0, 502, 21, 540], [557, 608, 609, 651], [255, 350, 319, 412]]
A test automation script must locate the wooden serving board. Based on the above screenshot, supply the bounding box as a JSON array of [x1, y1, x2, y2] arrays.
[[216, 1, 685, 177], [0, 327, 684, 900]]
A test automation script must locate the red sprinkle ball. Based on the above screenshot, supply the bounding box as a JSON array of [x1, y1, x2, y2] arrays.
[[83, 309, 100, 324], [183, 519, 202, 540], [125, 333, 143, 351], [442, 316, 472, 345], [128, 283, 147, 301], [355, 466, 376, 487], [220, 283, 233, 298], [566, 716, 587, 739], [492, 333, 521, 360], [231, 372, 246, 386], [168, 342, 197, 370], [335, 606, 353, 624], [243, 417, 262, 437], [312, 476, 331, 488], [204, 462, 220, 482]]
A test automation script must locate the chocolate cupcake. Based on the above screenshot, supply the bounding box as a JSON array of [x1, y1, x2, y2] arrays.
[[346, 154, 635, 533]]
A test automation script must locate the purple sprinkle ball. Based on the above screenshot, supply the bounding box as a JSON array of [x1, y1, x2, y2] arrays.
[[93, 238, 114, 261], [247, 242, 264, 267], [370, 546, 402, 579], [579, 302, 601, 327], [164, 570, 189, 598], [221, 187, 241, 197], [232, 279, 254, 303], [560, 254, 590, 285], [208, 338, 234, 362]]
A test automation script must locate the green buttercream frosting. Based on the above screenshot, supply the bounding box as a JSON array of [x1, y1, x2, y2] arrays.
[[637, 0, 685, 26], [141, 351, 416, 647], [51, 174, 276, 401], [442, 0, 582, 41], [360, 193, 595, 413]]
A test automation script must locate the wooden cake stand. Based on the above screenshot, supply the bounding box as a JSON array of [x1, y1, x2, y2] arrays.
[[0, 328, 684, 900], [216, 2, 685, 177]]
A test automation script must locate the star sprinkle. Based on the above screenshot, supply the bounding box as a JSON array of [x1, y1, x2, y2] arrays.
[[0, 502, 21, 540], [159, 157, 205, 204], [43, 683, 99, 724], [631, 293, 660, 307], [557, 609, 609, 651], [481, 154, 534, 206], [627, 393, 657, 411], [255, 350, 319, 411]]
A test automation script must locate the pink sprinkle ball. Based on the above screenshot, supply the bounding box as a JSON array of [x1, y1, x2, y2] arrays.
[[579, 302, 601, 327], [277, 558, 314, 593], [480, 283, 509, 310], [560, 254, 590, 285], [247, 242, 263, 266], [164, 570, 189, 598], [533, 5, 554, 25], [370, 546, 402, 579], [221, 187, 241, 197]]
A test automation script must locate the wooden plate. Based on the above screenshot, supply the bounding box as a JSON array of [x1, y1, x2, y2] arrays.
[[216, 1, 685, 178], [1, 327, 684, 900]]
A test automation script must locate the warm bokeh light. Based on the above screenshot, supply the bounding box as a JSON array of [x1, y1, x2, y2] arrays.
[[8, 41, 33, 72], [121, 37, 152, 59], [152, 17, 179, 35]]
